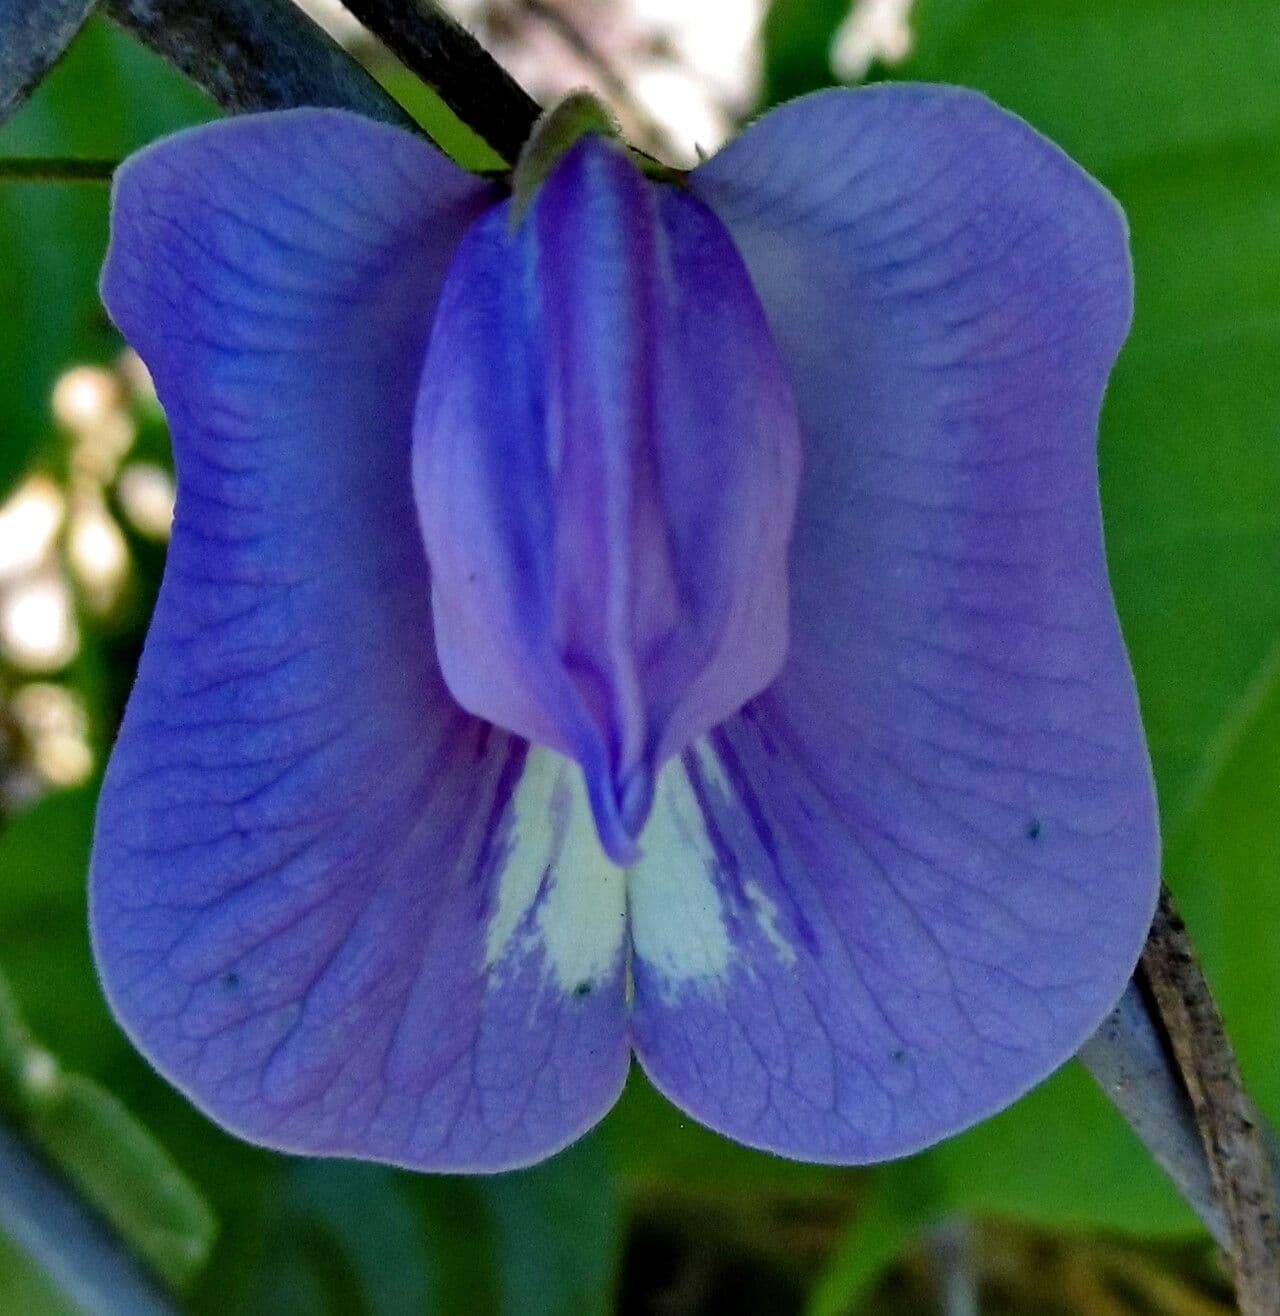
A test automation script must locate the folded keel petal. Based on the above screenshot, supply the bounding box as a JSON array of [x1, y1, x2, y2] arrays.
[[413, 135, 801, 858], [92, 111, 628, 1171]]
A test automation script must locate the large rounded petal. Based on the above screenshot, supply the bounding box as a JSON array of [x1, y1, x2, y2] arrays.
[[92, 111, 629, 1171], [624, 85, 1159, 1161]]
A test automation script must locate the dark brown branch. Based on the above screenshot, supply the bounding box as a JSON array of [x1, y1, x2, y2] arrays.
[[0, 156, 116, 182], [99, 0, 415, 125], [1080, 981, 1231, 1245], [1140, 886, 1280, 1314], [336, 0, 540, 162]]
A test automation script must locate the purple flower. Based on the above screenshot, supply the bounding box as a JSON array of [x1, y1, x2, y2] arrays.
[[91, 85, 1159, 1172]]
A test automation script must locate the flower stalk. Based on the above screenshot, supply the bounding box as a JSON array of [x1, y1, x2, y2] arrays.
[[332, 0, 541, 163]]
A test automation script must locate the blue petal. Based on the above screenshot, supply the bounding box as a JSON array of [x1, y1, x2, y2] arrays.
[[92, 110, 629, 1171], [624, 86, 1159, 1162]]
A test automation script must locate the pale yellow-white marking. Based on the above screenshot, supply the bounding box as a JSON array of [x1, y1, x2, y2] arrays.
[[743, 880, 798, 967], [485, 745, 627, 991], [488, 739, 799, 1002], [628, 751, 733, 996], [687, 742, 797, 967]]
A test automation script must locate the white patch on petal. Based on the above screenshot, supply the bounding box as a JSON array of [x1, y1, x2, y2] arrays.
[[628, 752, 733, 997], [743, 880, 797, 968], [487, 746, 627, 992]]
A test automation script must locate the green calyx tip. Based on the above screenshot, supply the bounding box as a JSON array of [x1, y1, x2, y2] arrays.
[[509, 91, 621, 227]]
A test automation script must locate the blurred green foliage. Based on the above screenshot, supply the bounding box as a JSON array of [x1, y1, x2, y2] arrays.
[[0, 20, 213, 499], [1, 1, 1278, 1312], [0, 968, 215, 1289], [760, 0, 851, 105], [0, 1231, 79, 1316]]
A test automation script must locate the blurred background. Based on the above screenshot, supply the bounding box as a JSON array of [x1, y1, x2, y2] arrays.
[[0, 0, 1277, 1311]]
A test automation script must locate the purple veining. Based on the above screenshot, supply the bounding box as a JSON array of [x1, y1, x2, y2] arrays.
[[90, 88, 1159, 1172]]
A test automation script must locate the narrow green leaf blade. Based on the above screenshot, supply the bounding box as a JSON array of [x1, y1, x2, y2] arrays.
[[26, 1075, 217, 1290], [808, 1159, 945, 1316], [483, 1136, 621, 1316]]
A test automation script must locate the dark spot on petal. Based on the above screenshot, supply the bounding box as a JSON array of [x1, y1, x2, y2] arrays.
[[1026, 819, 1042, 841], [574, 980, 593, 997], [892, 1048, 907, 1063], [221, 972, 242, 990]]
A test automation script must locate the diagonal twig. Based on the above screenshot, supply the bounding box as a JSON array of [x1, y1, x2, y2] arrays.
[[1080, 886, 1280, 1313], [0, 0, 96, 125], [334, 0, 540, 162], [99, 0, 415, 125], [1080, 980, 1232, 1245], [1141, 886, 1280, 1313]]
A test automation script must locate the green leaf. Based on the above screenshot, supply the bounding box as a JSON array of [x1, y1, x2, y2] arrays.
[[901, 0, 1280, 175], [880, 0, 1280, 1232], [933, 1064, 1196, 1233], [604, 1070, 842, 1194], [761, 0, 852, 106], [0, 17, 214, 499], [1165, 649, 1280, 1119], [808, 1158, 945, 1316], [380, 70, 505, 172], [0, 974, 32, 1106], [252, 1162, 437, 1316], [483, 1135, 621, 1316], [0, 786, 119, 1074], [1101, 141, 1280, 830], [0, 968, 216, 1291], [28, 1076, 217, 1290], [244, 1134, 620, 1315]]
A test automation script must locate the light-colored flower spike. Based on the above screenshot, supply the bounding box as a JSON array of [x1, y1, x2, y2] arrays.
[[92, 87, 1158, 1173]]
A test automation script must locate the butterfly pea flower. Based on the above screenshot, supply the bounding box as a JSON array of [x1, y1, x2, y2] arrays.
[[91, 84, 1159, 1172]]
